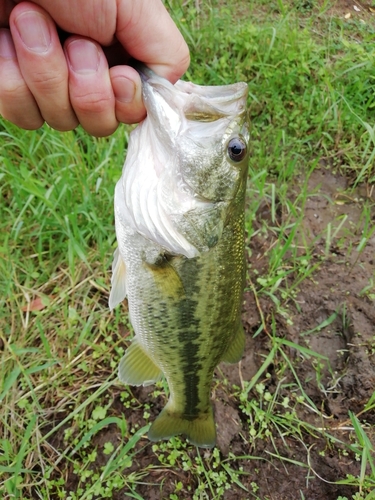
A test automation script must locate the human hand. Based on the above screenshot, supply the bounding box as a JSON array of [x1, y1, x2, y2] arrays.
[[0, 0, 190, 136]]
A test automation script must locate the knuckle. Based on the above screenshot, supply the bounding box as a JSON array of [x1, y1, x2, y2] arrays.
[[72, 92, 113, 115], [0, 77, 27, 97], [30, 71, 66, 93]]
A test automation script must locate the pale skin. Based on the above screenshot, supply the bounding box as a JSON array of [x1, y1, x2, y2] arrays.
[[0, 0, 190, 136]]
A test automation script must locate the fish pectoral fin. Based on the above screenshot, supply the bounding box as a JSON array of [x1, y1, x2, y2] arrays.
[[118, 339, 163, 387], [144, 257, 185, 299], [221, 321, 245, 364], [109, 248, 127, 310], [148, 405, 216, 448]]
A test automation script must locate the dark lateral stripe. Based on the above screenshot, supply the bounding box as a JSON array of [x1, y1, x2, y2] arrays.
[[176, 258, 205, 417]]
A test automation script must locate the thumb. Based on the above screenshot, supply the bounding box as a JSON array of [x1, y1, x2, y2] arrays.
[[115, 0, 190, 83]]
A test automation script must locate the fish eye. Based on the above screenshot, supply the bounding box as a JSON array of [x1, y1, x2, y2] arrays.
[[227, 137, 247, 162]]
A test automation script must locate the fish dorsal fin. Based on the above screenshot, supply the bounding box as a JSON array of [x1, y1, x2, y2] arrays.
[[221, 321, 245, 364], [118, 339, 163, 386], [109, 248, 127, 310]]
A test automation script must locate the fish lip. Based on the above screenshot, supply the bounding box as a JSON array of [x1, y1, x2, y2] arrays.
[[136, 64, 249, 121]]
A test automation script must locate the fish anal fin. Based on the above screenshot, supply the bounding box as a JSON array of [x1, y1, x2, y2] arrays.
[[148, 404, 216, 448], [221, 322, 245, 364], [109, 248, 127, 310], [118, 339, 163, 386]]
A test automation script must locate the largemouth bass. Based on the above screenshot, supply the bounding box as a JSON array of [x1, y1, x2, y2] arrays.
[[109, 66, 249, 448]]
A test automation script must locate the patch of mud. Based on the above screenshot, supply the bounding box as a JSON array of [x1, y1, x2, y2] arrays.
[[288, 169, 375, 408], [321, 0, 375, 22]]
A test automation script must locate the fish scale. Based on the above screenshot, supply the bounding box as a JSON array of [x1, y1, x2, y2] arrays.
[[109, 66, 249, 447]]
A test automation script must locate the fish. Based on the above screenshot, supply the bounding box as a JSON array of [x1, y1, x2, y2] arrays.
[[109, 66, 249, 448]]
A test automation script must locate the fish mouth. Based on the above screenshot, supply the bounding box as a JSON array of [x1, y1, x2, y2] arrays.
[[135, 64, 248, 127]]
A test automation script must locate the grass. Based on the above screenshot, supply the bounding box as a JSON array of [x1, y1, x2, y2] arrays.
[[1, 0, 375, 498]]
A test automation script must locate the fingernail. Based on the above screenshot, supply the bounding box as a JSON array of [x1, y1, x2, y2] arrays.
[[112, 76, 136, 103], [66, 39, 100, 74], [0, 29, 16, 59], [14, 12, 51, 53]]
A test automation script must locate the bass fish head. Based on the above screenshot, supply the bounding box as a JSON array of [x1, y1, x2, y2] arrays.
[[140, 69, 249, 203], [116, 67, 249, 259]]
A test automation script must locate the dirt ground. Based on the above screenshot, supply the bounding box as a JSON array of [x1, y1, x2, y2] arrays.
[[228, 167, 375, 499]]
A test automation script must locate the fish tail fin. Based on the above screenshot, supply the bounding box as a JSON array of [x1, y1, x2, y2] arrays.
[[148, 404, 216, 448]]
